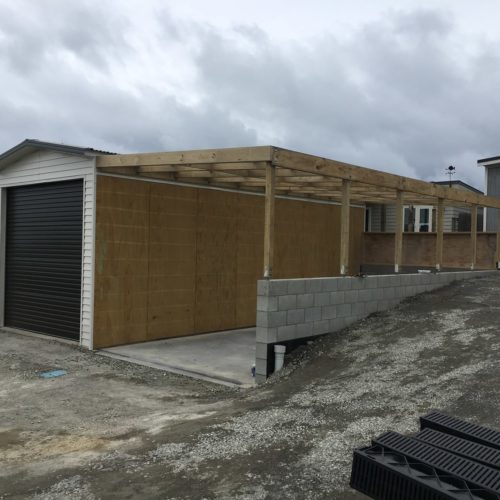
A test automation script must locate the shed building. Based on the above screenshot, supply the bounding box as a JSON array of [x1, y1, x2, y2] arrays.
[[1, 140, 500, 380]]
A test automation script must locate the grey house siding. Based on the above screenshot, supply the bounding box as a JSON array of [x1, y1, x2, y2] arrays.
[[486, 166, 500, 231], [367, 203, 483, 232], [368, 204, 383, 231], [367, 204, 396, 232]]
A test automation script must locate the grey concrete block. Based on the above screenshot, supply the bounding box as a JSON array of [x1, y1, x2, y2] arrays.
[[256, 327, 277, 343], [288, 280, 306, 294], [256, 342, 268, 359], [321, 278, 338, 292], [305, 307, 322, 322], [278, 324, 297, 341], [344, 316, 356, 327], [297, 293, 314, 308], [255, 358, 268, 376], [366, 276, 379, 288], [330, 291, 345, 305], [351, 277, 366, 290], [257, 310, 287, 328], [321, 304, 337, 320], [313, 320, 330, 335], [388, 299, 400, 309], [338, 278, 352, 291], [408, 274, 420, 285], [287, 309, 305, 325], [336, 303, 352, 318], [257, 295, 278, 312], [358, 289, 372, 302], [278, 294, 297, 311], [366, 301, 378, 314], [255, 373, 266, 384], [328, 317, 342, 331], [400, 274, 412, 286], [257, 280, 270, 296], [391, 275, 402, 286], [314, 292, 330, 307], [377, 275, 392, 288], [383, 287, 396, 300], [296, 322, 313, 338], [256, 311, 267, 327], [306, 278, 323, 293], [352, 301, 365, 316], [344, 290, 359, 303], [269, 280, 289, 296], [377, 299, 389, 311]]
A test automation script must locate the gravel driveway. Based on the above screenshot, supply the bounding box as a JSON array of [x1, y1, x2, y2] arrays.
[[2, 275, 500, 499]]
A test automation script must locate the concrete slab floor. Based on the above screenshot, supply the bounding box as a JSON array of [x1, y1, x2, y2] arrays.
[[99, 327, 256, 387]]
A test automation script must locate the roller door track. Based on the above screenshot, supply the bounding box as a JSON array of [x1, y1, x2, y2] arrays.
[[4, 180, 84, 340]]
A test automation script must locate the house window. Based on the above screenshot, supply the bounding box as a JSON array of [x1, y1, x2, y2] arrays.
[[403, 205, 434, 232], [418, 207, 430, 232], [404, 207, 414, 232], [415, 206, 434, 232]]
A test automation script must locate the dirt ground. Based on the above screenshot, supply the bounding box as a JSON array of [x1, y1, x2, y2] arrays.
[[2, 275, 500, 499]]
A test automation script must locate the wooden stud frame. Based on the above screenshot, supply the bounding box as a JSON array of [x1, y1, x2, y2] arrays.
[[471, 205, 478, 270], [340, 179, 351, 275], [435, 198, 444, 271], [263, 163, 276, 278], [96, 146, 500, 210], [394, 190, 404, 273]]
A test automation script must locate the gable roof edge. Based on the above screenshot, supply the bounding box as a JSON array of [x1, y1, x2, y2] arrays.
[[0, 139, 114, 171]]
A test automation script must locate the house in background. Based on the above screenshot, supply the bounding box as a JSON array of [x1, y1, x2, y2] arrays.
[[365, 180, 484, 233], [478, 155, 500, 231]]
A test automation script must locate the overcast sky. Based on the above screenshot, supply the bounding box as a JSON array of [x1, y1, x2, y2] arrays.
[[1, 1, 500, 187]]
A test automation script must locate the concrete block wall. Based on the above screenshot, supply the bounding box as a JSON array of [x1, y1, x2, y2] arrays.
[[255, 270, 496, 383]]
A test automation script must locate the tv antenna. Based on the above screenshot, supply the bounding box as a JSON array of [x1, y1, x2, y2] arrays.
[[446, 165, 456, 187]]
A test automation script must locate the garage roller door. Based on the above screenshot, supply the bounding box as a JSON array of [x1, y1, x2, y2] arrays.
[[4, 180, 83, 340]]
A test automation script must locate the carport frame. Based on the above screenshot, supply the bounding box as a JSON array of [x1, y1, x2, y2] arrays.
[[97, 146, 500, 275]]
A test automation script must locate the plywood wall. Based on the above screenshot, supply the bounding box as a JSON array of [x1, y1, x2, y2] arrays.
[[94, 176, 364, 348], [363, 232, 497, 269], [94, 176, 150, 347]]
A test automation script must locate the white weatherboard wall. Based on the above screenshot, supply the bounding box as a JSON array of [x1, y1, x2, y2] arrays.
[[0, 150, 96, 348], [255, 270, 497, 383]]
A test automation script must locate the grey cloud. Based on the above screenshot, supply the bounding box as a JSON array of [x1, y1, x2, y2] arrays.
[[1, 5, 500, 189], [186, 8, 500, 186], [0, 0, 130, 73]]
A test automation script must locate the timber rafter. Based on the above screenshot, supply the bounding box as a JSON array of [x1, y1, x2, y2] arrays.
[[96, 146, 499, 208]]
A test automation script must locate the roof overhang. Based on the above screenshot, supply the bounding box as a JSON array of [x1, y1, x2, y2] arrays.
[[0, 139, 114, 171], [96, 145, 500, 209], [478, 156, 500, 167]]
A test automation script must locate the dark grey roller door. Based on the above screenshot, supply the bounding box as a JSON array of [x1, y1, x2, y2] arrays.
[[4, 180, 83, 340]]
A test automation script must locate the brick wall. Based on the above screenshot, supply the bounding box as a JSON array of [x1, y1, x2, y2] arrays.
[[255, 270, 497, 383]]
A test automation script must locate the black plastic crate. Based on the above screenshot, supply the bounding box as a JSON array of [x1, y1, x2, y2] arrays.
[[421, 412, 500, 451], [373, 431, 500, 496], [351, 445, 495, 499], [415, 428, 500, 470]]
